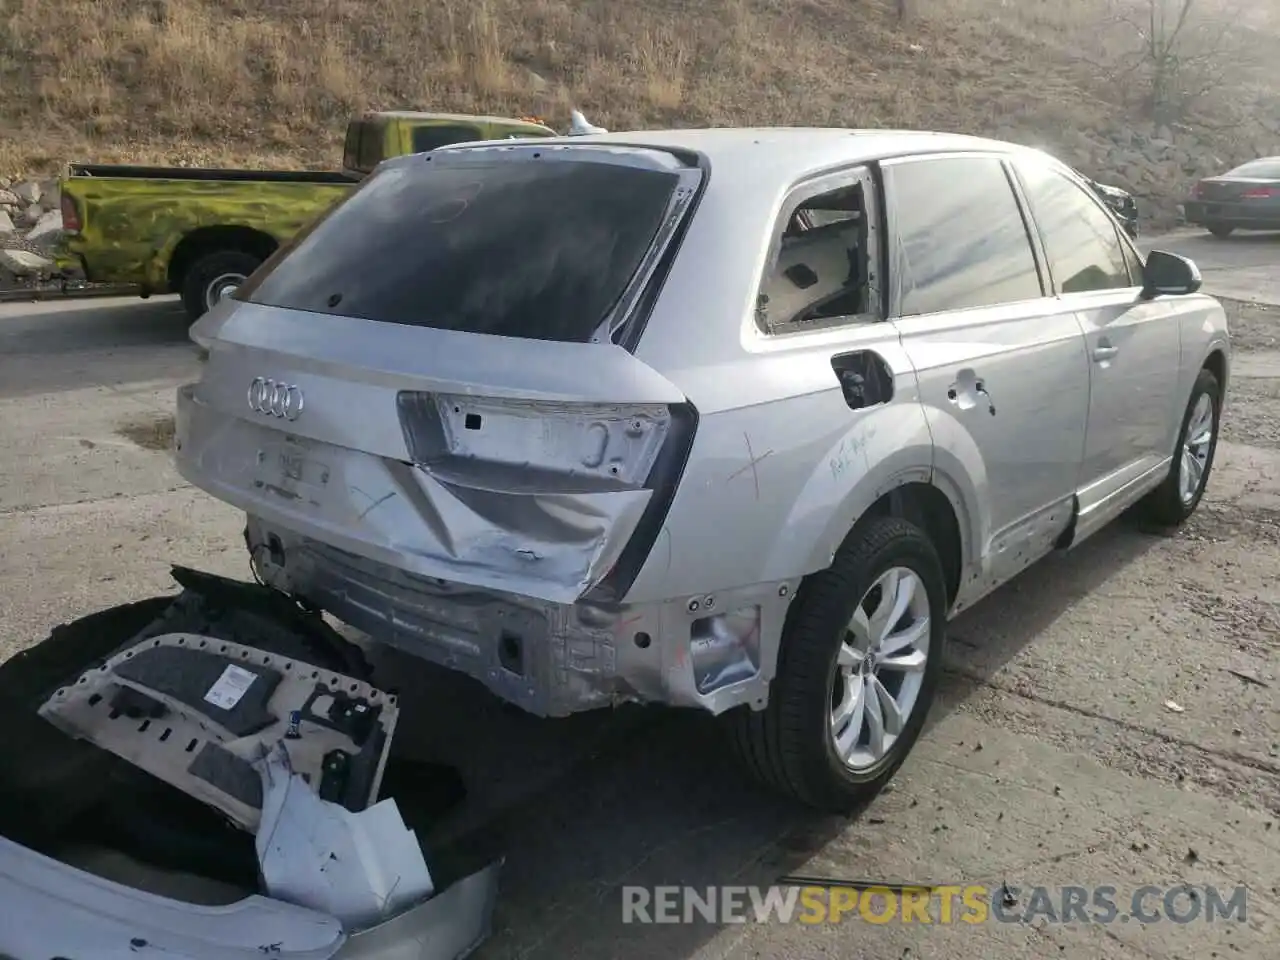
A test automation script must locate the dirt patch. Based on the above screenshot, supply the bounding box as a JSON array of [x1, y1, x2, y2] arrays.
[[1219, 301, 1280, 452], [1223, 300, 1280, 355], [115, 413, 175, 451]]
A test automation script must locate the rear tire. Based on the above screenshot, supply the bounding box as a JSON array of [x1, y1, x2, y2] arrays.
[[1206, 223, 1235, 238], [179, 249, 263, 322], [725, 515, 948, 813], [1142, 367, 1222, 526]]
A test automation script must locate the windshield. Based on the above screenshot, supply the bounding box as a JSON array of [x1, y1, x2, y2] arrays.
[[1225, 159, 1280, 179], [237, 156, 682, 342]]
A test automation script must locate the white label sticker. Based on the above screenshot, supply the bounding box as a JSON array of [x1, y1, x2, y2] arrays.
[[203, 664, 258, 710]]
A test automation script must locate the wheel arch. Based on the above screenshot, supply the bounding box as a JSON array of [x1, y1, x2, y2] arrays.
[[165, 225, 280, 292], [1202, 345, 1229, 395], [856, 482, 965, 608], [758, 404, 987, 614]]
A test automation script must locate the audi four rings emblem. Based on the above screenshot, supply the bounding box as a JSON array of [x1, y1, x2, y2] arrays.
[[247, 377, 305, 420]]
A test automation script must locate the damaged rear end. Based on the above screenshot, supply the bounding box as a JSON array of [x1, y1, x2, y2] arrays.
[[175, 141, 705, 715]]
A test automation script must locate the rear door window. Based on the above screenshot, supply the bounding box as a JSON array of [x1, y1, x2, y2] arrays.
[[238, 155, 686, 343], [1014, 158, 1133, 294], [409, 124, 485, 154], [885, 155, 1044, 317]]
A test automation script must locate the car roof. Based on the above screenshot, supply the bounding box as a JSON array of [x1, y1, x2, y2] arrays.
[[1227, 155, 1280, 169], [541, 126, 1032, 176]]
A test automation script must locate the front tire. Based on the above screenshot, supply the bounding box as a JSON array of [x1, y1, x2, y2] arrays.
[[726, 515, 948, 813], [1143, 367, 1222, 526], [179, 249, 263, 322]]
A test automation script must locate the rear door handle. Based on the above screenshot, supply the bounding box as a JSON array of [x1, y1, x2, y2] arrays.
[[1093, 345, 1119, 362], [946, 369, 996, 415]]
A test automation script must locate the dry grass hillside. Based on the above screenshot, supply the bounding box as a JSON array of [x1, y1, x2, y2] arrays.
[[1, 0, 1278, 219]]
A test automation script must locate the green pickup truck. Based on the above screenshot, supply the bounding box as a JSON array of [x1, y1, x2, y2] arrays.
[[57, 111, 559, 320]]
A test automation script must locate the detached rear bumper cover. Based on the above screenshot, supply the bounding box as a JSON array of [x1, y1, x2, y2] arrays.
[[2, 631, 502, 960], [0, 834, 346, 960], [0, 836, 503, 960]]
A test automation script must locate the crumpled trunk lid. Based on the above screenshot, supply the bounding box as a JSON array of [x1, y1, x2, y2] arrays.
[[179, 300, 693, 605]]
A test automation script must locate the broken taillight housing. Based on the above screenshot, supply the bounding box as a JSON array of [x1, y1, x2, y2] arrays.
[[396, 392, 698, 601], [404, 393, 674, 488]]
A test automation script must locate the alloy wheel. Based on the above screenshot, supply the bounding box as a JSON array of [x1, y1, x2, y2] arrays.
[[1179, 393, 1215, 504], [830, 566, 931, 770]]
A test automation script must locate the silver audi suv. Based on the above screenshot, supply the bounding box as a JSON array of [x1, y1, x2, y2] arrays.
[[175, 127, 1229, 811]]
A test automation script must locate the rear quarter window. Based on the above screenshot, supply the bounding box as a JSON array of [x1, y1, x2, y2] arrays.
[[238, 155, 684, 343]]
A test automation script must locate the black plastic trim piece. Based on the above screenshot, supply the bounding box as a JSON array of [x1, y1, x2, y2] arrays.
[[613, 150, 712, 354], [583, 399, 700, 604]]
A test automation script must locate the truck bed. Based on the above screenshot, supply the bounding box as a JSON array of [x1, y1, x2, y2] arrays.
[[67, 162, 358, 184]]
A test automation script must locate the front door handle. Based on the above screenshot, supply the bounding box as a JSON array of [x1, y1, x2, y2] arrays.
[[1093, 343, 1119, 362]]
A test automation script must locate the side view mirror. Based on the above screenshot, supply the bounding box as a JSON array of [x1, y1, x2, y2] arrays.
[[1140, 250, 1202, 300]]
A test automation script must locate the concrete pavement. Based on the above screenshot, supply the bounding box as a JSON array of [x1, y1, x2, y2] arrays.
[[1140, 228, 1279, 305], [1, 257, 1278, 958]]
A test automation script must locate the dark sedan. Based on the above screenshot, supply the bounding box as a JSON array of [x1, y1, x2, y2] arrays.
[[1184, 157, 1280, 237]]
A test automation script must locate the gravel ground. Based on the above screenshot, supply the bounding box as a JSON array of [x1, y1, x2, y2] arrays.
[[0, 292, 1277, 959]]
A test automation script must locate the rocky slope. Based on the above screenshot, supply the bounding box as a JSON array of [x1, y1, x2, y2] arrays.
[[2, 0, 1276, 291], [0, 178, 66, 285]]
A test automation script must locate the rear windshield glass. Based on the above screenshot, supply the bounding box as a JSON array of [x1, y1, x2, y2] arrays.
[[238, 157, 680, 342], [1225, 159, 1280, 178]]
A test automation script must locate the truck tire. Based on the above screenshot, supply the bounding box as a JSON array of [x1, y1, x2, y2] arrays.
[[0, 577, 366, 849], [180, 249, 263, 322], [725, 515, 948, 813], [1142, 367, 1222, 526]]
